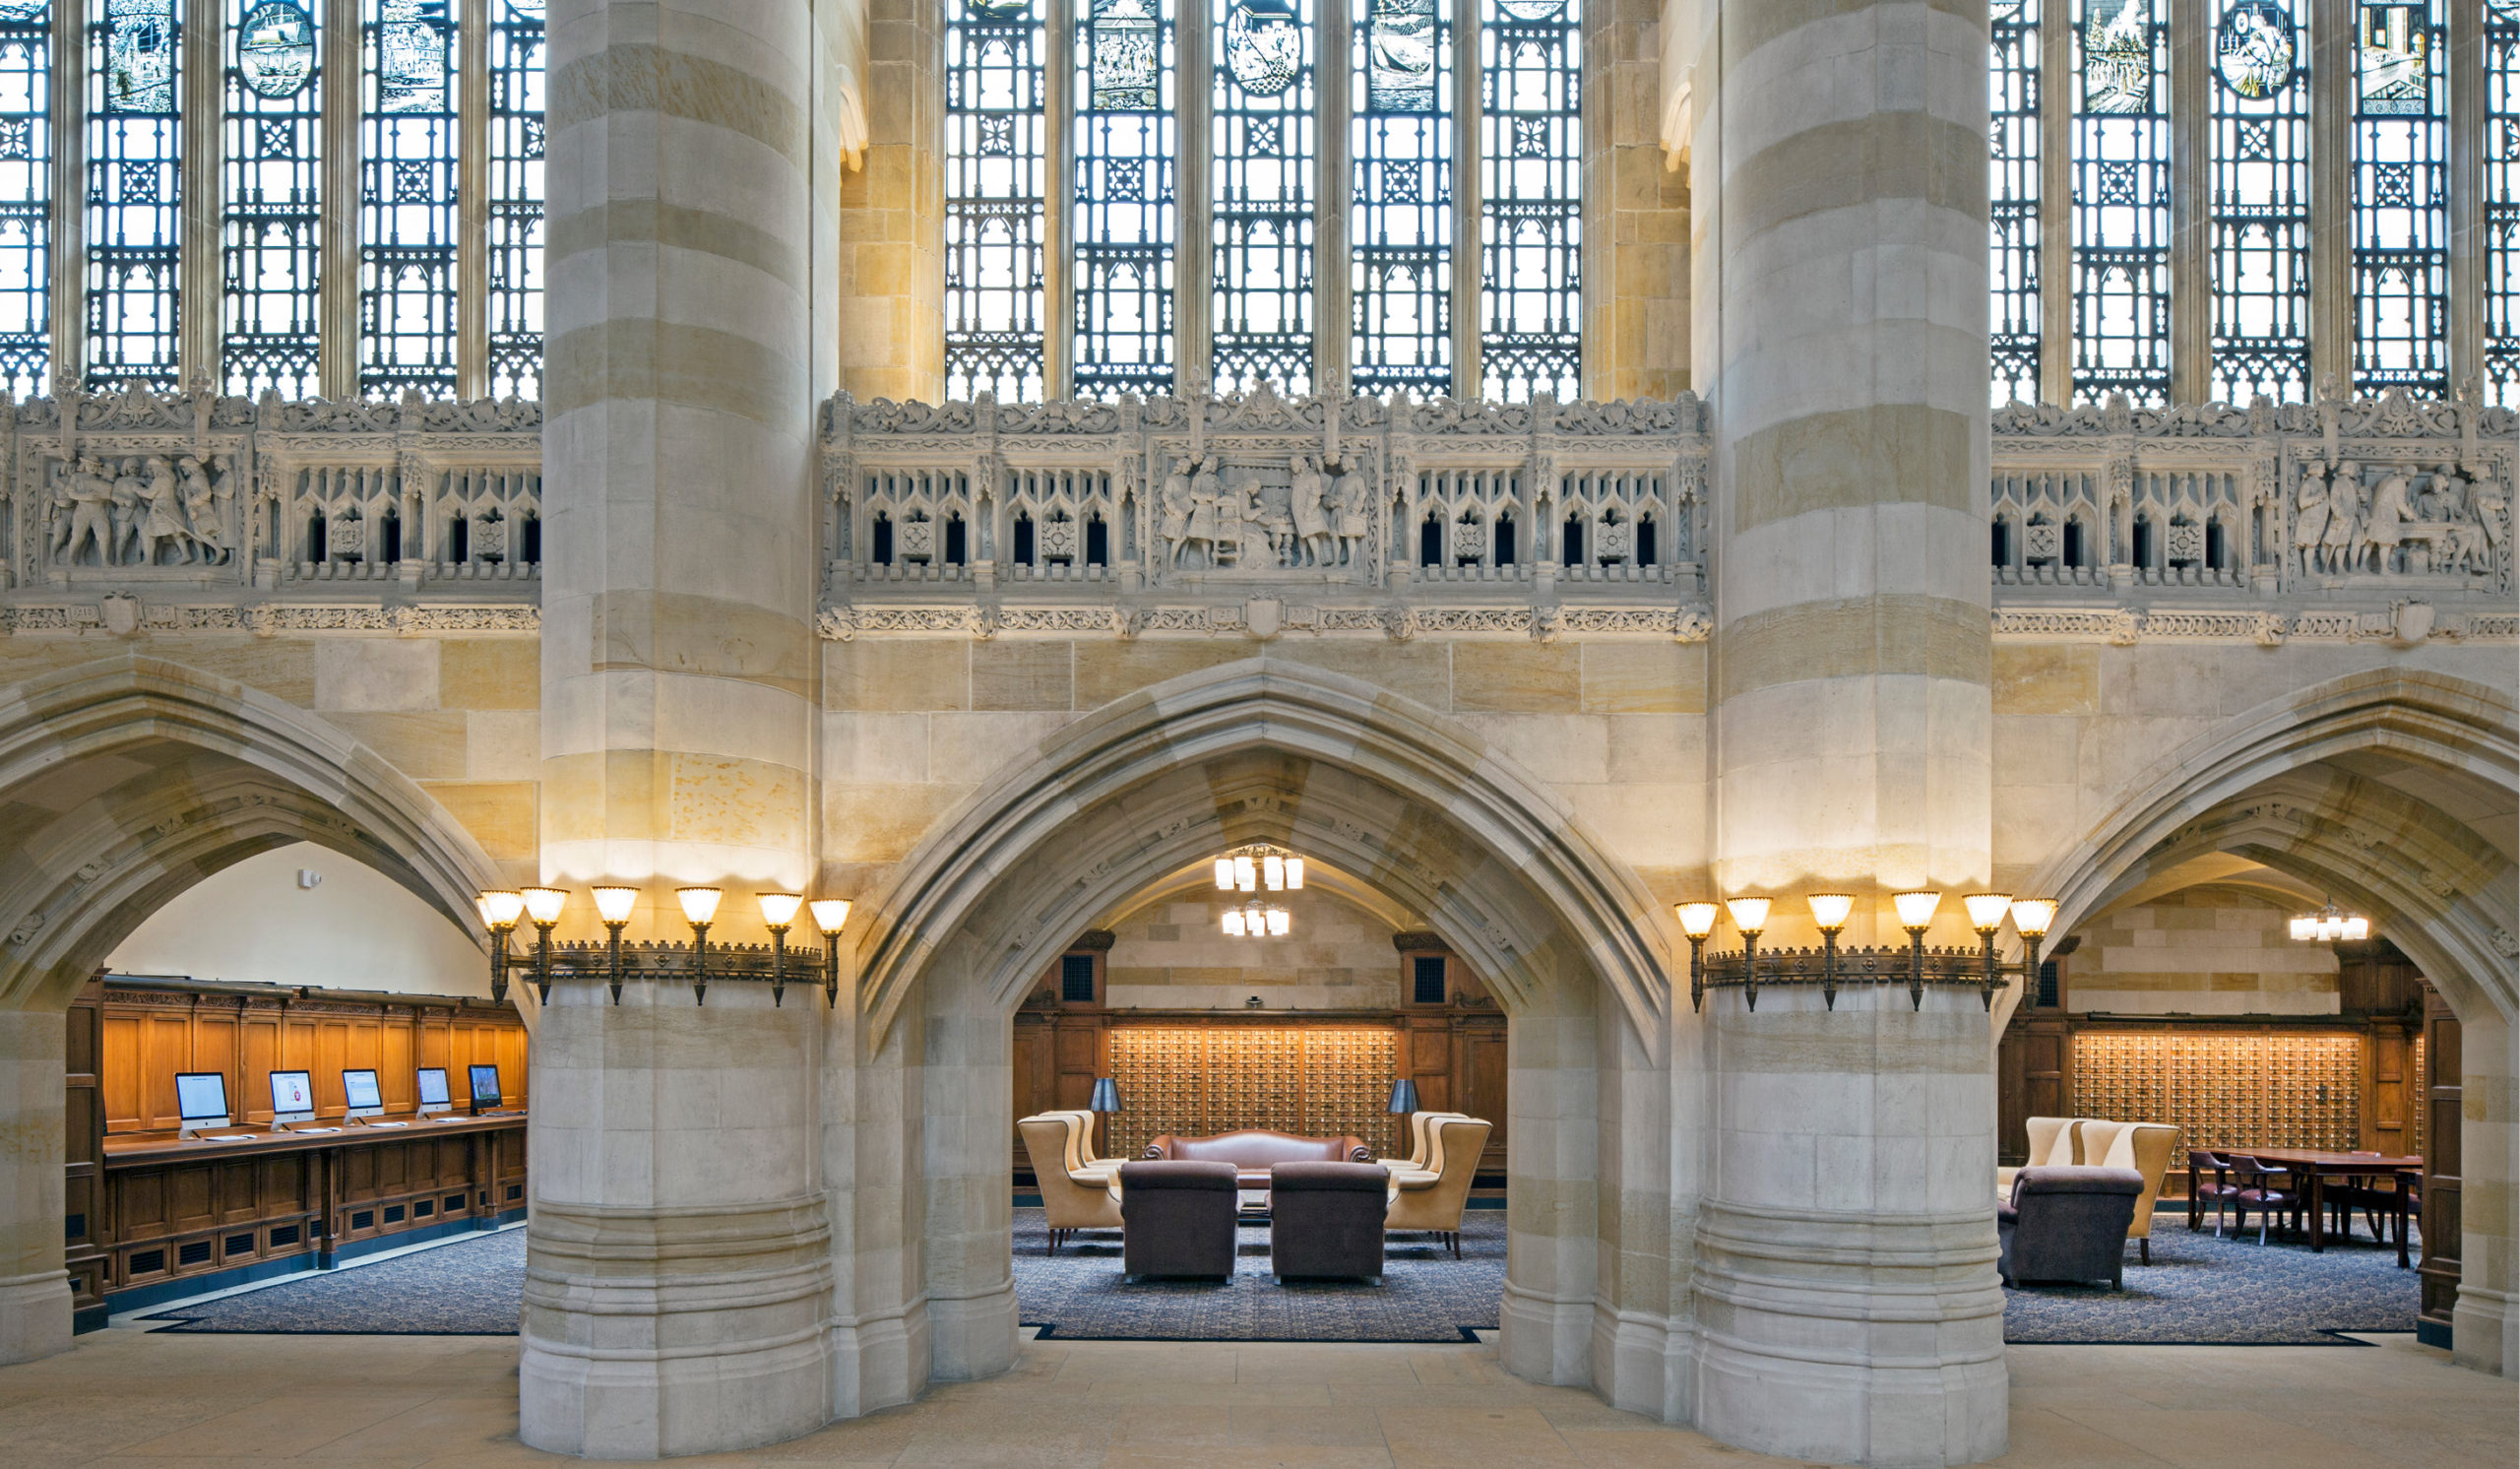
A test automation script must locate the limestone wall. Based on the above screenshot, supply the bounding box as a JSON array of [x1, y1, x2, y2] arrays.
[[1102, 887, 1403, 1011], [2062, 890, 2338, 1016]]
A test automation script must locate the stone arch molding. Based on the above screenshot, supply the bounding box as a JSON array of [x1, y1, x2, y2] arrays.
[[2022, 669, 2518, 1025], [854, 656, 1674, 1053], [0, 653, 503, 1011]]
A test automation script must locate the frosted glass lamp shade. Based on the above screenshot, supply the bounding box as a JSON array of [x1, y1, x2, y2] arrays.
[[2009, 898, 2058, 937], [1265, 906, 1291, 936], [1892, 891, 1943, 929], [592, 886, 639, 925], [1674, 902, 1719, 939], [809, 899, 852, 935], [1724, 897, 1771, 937], [1806, 893, 1855, 932], [757, 893, 803, 929], [477, 890, 525, 927], [521, 887, 568, 925], [1214, 858, 1235, 890], [1963, 893, 2014, 932], [675, 887, 724, 925], [1263, 853, 1285, 890], [1284, 858, 1304, 889], [1222, 907, 1247, 937]]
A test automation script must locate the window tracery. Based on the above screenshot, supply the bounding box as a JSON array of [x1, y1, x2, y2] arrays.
[[1351, 0, 1451, 395], [2208, 0, 2310, 404], [486, 0, 541, 400], [221, 0, 322, 395], [2484, 0, 2518, 406], [945, 0, 1045, 402], [88, 0, 183, 388], [1072, 0, 1176, 397], [360, 0, 459, 395], [1478, 0, 1580, 402], [0, 0, 48, 395], [1212, 0, 1318, 394], [1989, 0, 2040, 407], [2070, 0, 2172, 404], [2350, 0, 2446, 396]]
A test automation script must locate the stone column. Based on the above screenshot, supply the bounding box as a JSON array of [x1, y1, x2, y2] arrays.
[[527, 0, 829, 1455], [1697, 2, 2005, 1464], [0, 1009, 69, 1366]]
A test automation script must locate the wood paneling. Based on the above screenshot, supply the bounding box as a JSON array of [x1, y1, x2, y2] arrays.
[[2420, 984, 2461, 1334], [86, 978, 527, 1131]]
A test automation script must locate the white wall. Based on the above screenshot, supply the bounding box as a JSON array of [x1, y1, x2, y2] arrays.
[[105, 843, 488, 996]]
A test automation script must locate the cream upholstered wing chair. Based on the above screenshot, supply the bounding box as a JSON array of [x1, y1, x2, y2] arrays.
[[2080, 1119, 2179, 1263], [1377, 1111, 1463, 1181], [1051, 1108, 1124, 1183], [1998, 1117, 2081, 1204], [1019, 1114, 1123, 1253], [1385, 1116, 1488, 1258]]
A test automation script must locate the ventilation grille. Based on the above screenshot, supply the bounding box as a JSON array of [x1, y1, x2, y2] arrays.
[[506, 1183, 524, 1201], [269, 1225, 300, 1247], [64, 1213, 83, 1242], [444, 1193, 466, 1212], [1413, 956, 1447, 1005], [177, 1240, 212, 1266], [128, 1248, 164, 1275], [225, 1234, 254, 1257], [350, 1209, 375, 1231], [383, 1204, 406, 1224], [2037, 961, 2060, 1008], [413, 1199, 434, 1218], [1060, 953, 1097, 1003]]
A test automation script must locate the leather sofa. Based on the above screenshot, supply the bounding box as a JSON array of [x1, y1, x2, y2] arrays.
[[1998, 1165, 2146, 1288], [1120, 1160, 1239, 1280], [1018, 1113, 1123, 1253], [1143, 1129, 1372, 1184], [1384, 1115, 1488, 1257], [1269, 1162, 1388, 1282]]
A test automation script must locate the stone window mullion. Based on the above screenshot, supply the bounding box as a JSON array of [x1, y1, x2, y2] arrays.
[[1448, 0, 1479, 400]]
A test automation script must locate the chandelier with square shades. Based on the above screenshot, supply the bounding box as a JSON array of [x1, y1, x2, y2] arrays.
[[1214, 844, 1301, 939]]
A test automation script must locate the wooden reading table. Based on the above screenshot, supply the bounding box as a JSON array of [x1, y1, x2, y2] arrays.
[[2232, 1147, 2422, 1265]]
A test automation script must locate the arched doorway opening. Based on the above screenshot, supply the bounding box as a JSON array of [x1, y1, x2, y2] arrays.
[[2004, 671, 2516, 1376], [0, 653, 507, 1364], [836, 658, 1688, 1416]]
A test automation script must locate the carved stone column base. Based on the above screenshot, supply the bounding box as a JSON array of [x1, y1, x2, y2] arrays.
[[1499, 1280, 1594, 1386], [1691, 1201, 2008, 1468], [519, 1197, 833, 1459], [0, 1270, 70, 1367]]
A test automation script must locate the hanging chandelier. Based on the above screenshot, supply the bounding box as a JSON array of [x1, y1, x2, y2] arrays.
[[2287, 901, 2369, 942], [1214, 843, 1304, 894], [1673, 890, 2058, 1013], [1221, 898, 1292, 939]]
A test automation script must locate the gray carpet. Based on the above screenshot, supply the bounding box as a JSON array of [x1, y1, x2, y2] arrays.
[[2002, 1209, 2422, 1345], [143, 1227, 527, 1334], [1012, 1207, 1502, 1343]]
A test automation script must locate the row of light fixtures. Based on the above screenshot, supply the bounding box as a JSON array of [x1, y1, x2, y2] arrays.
[[1672, 890, 2059, 1012], [1215, 845, 1300, 939], [2287, 901, 2371, 942], [473, 886, 852, 1008]]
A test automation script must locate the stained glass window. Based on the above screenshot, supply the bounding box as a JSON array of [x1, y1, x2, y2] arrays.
[[2208, 0, 2310, 403], [361, 0, 459, 395], [2350, 0, 2445, 395], [1352, 0, 1451, 396], [2070, 0, 2171, 404], [1212, 0, 1317, 394], [487, 0, 542, 399], [2482, 0, 2519, 407], [222, 0, 323, 396], [1073, 0, 1175, 396], [1989, 0, 2040, 406], [945, 0, 1046, 402], [87, 0, 182, 388], [0, 0, 49, 396], [1480, 0, 1579, 402]]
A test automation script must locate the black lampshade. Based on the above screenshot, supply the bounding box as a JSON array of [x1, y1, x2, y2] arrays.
[[1088, 1076, 1122, 1114], [1386, 1077, 1419, 1115]]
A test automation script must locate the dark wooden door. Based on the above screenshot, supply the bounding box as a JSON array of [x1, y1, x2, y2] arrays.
[[1996, 1014, 2066, 1167], [2418, 984, 2460, 1344]]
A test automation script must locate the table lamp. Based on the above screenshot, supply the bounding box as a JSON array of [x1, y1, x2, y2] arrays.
[[1088, 1076, 1121, 1158]]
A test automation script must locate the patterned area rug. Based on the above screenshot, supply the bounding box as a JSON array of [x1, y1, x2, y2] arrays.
[[142, 1227, 526, 1335], [1013, 1207, 1503, 1342], [2003, 1211, 2421, 1345]]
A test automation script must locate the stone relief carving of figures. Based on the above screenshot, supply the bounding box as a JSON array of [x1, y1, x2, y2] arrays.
[[2318, 461, 2362, 576], [2290, 459, 2330, 579], [1328, 458, 1371, 568], [39, 450, 238, 568], [1175, 454, 1222, 567], [109, 457, 150, 563], [1290, 454, 1332, 567], [2358, 467, 2414, 575], [137, 456, 193, 565], [57, 456, 117, 566], [1159, 457, 1196, 567]]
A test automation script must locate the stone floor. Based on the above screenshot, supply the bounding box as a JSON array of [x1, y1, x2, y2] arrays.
[[0, 1328, 2507, 1466]]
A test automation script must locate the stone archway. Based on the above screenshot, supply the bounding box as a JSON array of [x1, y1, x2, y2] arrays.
[[829, 657, 1689, 1420], [0, 652, 507, 1365], [2010, 669, 2518, 1377]]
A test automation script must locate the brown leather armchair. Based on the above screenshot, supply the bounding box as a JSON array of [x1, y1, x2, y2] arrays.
[[1269, 1162, 1388, 1282], [1120, 1160, 1240, 1280], [1384, 1116, 1488, 1258], [1018, 1113, 1122, 1254]]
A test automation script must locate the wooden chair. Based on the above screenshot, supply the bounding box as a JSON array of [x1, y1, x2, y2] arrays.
[[2225, 1154, 2300, 1245], [2187, 1149, 2239, 1236]]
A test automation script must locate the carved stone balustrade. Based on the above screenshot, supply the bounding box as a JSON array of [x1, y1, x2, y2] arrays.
[[0, 383, 542, 635], [1989, 387, 2517, 648]]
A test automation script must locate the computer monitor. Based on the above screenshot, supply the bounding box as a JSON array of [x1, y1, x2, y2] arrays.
[[175, 1071, 230, 1135], [342, 1068, 384, 1120], [269, 1069, 316, 1127], [415, 1066, 452, 1116], [468, 1064, 503, 1114]]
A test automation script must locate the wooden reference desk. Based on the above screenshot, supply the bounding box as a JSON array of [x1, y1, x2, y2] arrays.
[[2234, 1147, 2422, 1266], [80, 1113, 527, 1321]]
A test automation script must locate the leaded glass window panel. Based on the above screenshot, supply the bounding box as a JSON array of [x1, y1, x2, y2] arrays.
[[222, 0, 322, 396], [2070, 0, 2171, 404], [946, 0, 1046, 403], [2349, 0, 2445, 395], [2208, 0, 2310, 403], [87, 0, 181, 388], [1352, 0, 1451, 397], [1479, 0, 1579, 402], [1989, 0, 2040, 406], [2484, 0, 2519, 407], [487, 0, 542, 400], [1073, 0, 1175, 397], [1212, 0, 1317, 394], [360, 0, 459, 396], [0, 0, 50, 396]]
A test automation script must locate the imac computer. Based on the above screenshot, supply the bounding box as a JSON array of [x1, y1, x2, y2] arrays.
[[175, 1071, 230, 1137], [468, 1064, 504, 1116], [269, 1069, 317, 1129], [415, 1066, 454, 1117], [342, 1068, 385, 1121]]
